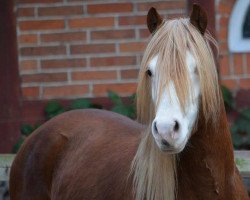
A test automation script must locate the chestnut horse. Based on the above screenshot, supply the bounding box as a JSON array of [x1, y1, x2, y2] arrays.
[[10, 4, 249, 200]]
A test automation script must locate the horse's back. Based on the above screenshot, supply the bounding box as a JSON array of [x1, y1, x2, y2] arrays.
[[10, 109, 143, 200]]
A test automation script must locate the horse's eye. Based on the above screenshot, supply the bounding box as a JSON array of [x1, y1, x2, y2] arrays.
[[146, 69, 152, 77]]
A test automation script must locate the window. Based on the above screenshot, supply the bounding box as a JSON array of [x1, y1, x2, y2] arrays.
[[243, 5, 250, 39], [228, 0, 250, 52]]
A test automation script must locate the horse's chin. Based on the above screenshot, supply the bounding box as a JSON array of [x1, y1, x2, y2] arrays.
[[159, 145, 185, 154], [156, 138, 187, 154]]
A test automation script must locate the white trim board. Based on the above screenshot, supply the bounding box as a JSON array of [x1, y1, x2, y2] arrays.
[[228, 0, 250, 52]]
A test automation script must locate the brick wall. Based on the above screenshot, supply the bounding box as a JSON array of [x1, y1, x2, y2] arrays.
[[216, 0, 250, 93], [16, 0, 186, 100], [16, 0, 250, 102]]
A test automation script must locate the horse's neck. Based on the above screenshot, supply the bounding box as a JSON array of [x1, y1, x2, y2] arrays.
[[177, 105, 235, 199]]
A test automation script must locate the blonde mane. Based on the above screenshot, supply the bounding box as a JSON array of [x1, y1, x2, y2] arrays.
[[131, 18, 220, 200]]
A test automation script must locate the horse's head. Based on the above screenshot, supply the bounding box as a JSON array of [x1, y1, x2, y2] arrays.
[[137, 4, 220, 153]]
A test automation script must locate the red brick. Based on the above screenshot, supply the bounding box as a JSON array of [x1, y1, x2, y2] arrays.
[[219, 0, 234, 3], [93, 83, 137, 96], [72, 71, 117, 81], [218, 2, 232, 13], [22, 87, 40, 98], [41, 58, 86, 69], [71, 44, 115, 54], [20, 60, 38, 71], [17, 8, 35, 17], [120, 42, 146, 52], [139, 29, 150, 38], [43, 85, 89, 98], [119, 16, 145, 26], [233, 54, 244, 75], [19, 20, 64, 31], [137, 1, 186, 11], [218, 27, 227, 40], [221, 79, 237, 90], [88, 3, 132, 14], [20, 46, 66, 56], [90, 56, 136, 67], [219, 55, 230, 76], [69, 17, 114, 28], [219, 16, 229, 28], [22, 73, 67, 83], [247, 54, 250, 66], [239, 78, 250, 89], [41, 32, 86, 42], [38, 6, 83, 16], [247, 54, 250, 74], [18, 34, 38, 44], [121, 69, 139, 79], [91, 29, 135, 40], [236, 67, 245, 77], [220, 42, 228, 52], [17, 0, 62, 3]]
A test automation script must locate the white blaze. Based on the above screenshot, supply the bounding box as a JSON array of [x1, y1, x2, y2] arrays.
[[149, 51, 200, 152]]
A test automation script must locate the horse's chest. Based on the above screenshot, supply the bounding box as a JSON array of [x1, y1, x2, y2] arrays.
[[177, 189, 219, 200], [177, 161, 220, 199]]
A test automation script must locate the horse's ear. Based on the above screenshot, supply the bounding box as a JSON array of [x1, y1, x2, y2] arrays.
[[147, 7, 163, 33], [190, 4, 207, 35]]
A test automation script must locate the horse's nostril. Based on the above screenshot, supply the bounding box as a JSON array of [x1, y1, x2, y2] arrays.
[[174, 120, 179, 132], [161, 139, 170, 147], [153, 121, 158, 134]]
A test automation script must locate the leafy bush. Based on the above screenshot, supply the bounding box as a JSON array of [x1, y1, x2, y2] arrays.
[[12, 98, 102, 153], [221, 85, 235, 111], [44, 99, 103, 120], [221, 85, 250, 149], [12, 92, 135, 153], [13, 86, 250, 152], [12, 124, 39, 153], [108, 91, 136, 119], [231, 108, 250, 149], [45, 101, 66, 120]]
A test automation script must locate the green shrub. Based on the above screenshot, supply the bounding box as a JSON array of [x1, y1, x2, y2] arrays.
[[231, 108, 250, 149], [108, 91, 136, 119], [13, 86, 250, 152], [12, 124, 39, 153], [221, 86, 250, 149], [12, 92, 134, 153]]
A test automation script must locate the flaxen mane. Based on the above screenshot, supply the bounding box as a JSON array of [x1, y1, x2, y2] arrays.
[[132, 18, 221, 200]]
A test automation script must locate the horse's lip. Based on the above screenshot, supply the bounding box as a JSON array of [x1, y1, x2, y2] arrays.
[[160, 147, 181, 154], [160, 145, 179, 154], [160, 139, 187, 154]]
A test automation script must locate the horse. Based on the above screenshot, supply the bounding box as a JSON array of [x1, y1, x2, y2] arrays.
[[9, 4, 249, 200]]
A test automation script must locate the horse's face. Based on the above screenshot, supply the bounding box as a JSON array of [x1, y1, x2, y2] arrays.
[[139, 6, 218, 153], [148, 52, 200, 153]]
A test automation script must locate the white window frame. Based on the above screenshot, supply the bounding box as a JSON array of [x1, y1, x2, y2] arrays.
[[228, 0, 250, 52]]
